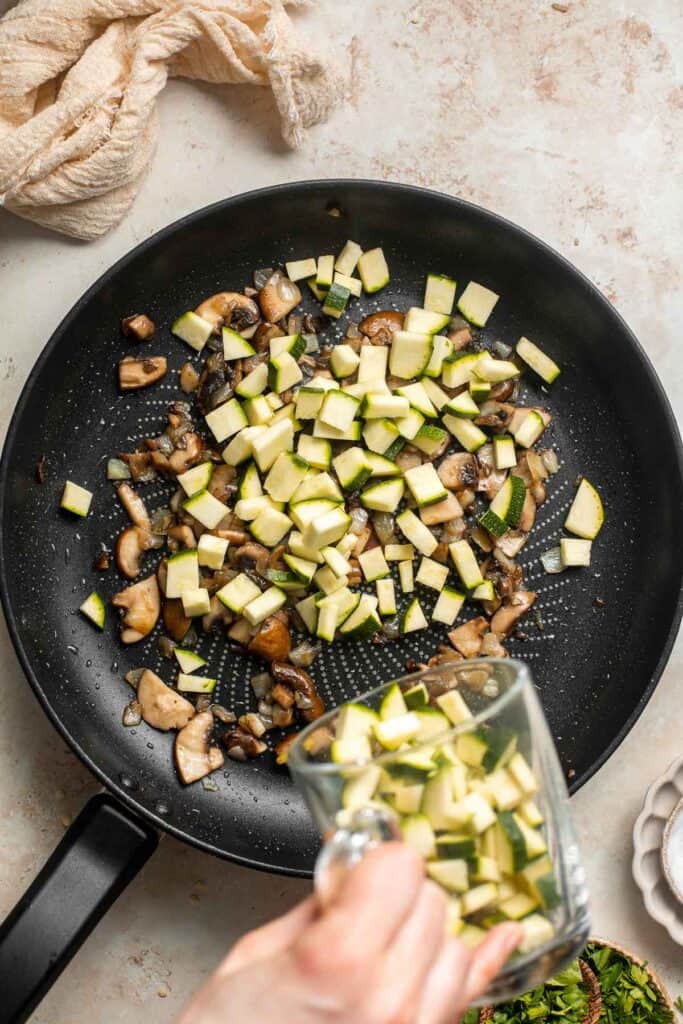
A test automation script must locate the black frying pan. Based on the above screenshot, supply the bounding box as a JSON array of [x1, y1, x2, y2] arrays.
[[1, 180, 682, 1022]]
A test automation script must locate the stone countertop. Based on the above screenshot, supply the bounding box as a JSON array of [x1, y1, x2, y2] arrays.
[[1, 1, 682, 1019]]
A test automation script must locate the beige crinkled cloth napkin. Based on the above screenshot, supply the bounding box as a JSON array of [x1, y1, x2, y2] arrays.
[[0, 0, 341, 240]]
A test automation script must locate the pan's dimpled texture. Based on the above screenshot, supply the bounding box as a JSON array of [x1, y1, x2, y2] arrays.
[[1, 182, 681, 876]]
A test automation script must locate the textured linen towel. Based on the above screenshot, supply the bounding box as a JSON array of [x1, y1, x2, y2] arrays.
[[0, 0, 341, 240]]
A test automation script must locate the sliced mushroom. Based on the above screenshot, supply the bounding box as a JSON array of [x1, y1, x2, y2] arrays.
[[518, 490, 537, 533], [202, 595, 233, 633], [448, 326, 472, 350], [480, 632, 508, 658], [419, 491, 463, 527], [118, 355, 167, 391], [248, 615, 291, 662], [274, 732, 300, 766], [474, 401, 515, 431], [121, 313, 156, 341], [271, 682, 295, 709], [489, 379, 516, 402], [395, 449, 422, 473], [168, 432, 203, 475], [120, 451, 156, 483], [491, 591, 537, 638], [252, 321, 285, 352], [222, 726, 267, 761], [163, 598, 192, 642], [112, 575, 161, 643], [175, 711, 225, 784], [358, 310, 405, 338], [136, 669, 194, 731], [437, 453, 479, 491], [167, 525, 197, 550], [448, 616, 489, 659], [195, 292, 260, 334], [207, 464, 236, 504], [115, 525, 153, 579], [495, 531, 527, 558], [179, 361, 200, 393], [235, 542, 271, 577], [477, 467, 507, 500], [117, 483, 150, 530], [270, 662, 324, 722], [228, 616, 253, 645], [258, 272, 301, 323]]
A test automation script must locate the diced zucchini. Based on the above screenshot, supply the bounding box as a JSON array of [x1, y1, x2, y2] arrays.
[[183, 489, 229, 530], [297, 434, 331, 469], [513, 410, 547, 449], [493, 434, 517, 471], [474, 355, 520, 383], [265, 392, 284, 411], [436, 690, 472, 725], [424, 274, 457, 315], [357, 247, 390, 292], [268, 351, 303, 393], [432, 587, 466, 625], [335, 533, 358, 559], [449, 540, 484, 590], [395, 381, 438, 417], [442, 414, 487, 453], [358, 546, 390, 582], [471, 579, 495, 602], [172, 311, 213, 352], [177, 672, 217, 694], [289, 498, 339, 532], [216, 572, 261, 613], [339, 594, 381, 639], [292, 471, 343, 504], [459, 792, 497, 833], [414, 708, 450, 742], [321, 546, 351, 579], [181, 587, 211, 617], [177, 461, 213, 497], [281, 553, 317, 584], [314, 564, 347, 596], [456, 731, 488, 768], [496, 812, 530, 872], [243, 585, 287, 626], [560, 538, 592, 567], [316, 254, 335, 289], [401, 814, 436, 859], [436, 834, 477, 860], [296, 593, 319, 633], [445, 391, 480, 418], [423, 335, 454, 378], [330, 736, 372, 764], [288, 531, 324, 564], [398, 559, 414, 593], [376, 578, 397, 616], [470, 380, 492, 402], [379, 682, 408, 720], [333, 272, 362, 298], [461, 883, 498, 916], [235, 362, 268, 398], [301, 505, 351, 549], [384, 751, 434, 784], [484, 769, 523, 811], [362, 393, 410, 419], [222, 425, 266, 466], [403, 307, 450, 335], [470, 856, 502, 884], [80, 591, 105, 628], [342, 765, 381, 810], [243, 395, 273, 426], [481, 728, 518, 773], [222, 327, 256, 361], [358, 345, 388, 381], [335, 239, 363, 276], [389, 331, 433, 379], [564, 479, 604, 539], [427, 860, 469, 894], [313, 418, 362, 442], [441, 352, 481, 389], [197, 534, 228, 570], [205, 398, 248, 443], [411, 424, 449, 457], [251, 419, 294, 472], [366, 452, 401, 478], [507, 753, 539, 797], [270, 333, 306, 359], [363, 417, 400, 454], [416, 556, 449, 591], [250, 507, 292, 546], [516, 336, 560, 384], [360, 477, 405, 512], [264, 451, 309, 502], [457, 281, 500, 326], [330, 344, 361, 379], [307, 277, 327, 302], [420, 378, 451, 410], [285, 257, 317, 282], [322, 281, 351, 319], [385, 543, 414, 561], [518, 914, 555, 954], [460, 925, 487, 949], [174, 648, 207, 674], [396, 509, 437, 556], [61, 481, 92, 517], [295, 387, 325, 420], [518, 800, 544, 828], [490, 475, 526, 527], [401, 597, 428, 634]]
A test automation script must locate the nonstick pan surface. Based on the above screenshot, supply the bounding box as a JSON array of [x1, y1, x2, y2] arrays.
[[1, 180, 681, 877]]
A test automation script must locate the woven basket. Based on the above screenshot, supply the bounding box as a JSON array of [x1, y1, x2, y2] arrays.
[[478, 958, 601, 1024], [587, 939, 675, 1015]]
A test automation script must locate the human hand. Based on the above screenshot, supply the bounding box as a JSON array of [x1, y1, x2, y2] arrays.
[[177, 842, 521, 1024]]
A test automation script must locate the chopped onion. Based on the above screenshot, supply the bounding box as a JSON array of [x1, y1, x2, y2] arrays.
[[107, 458, 131, 481], [373, 512, 396, 547], [251, 672, 273, 698], [277, 277, 299, 304], [477, 443, 495, 467], [289, 640, 322, 668], [253, 267, 274, 289], [527, 450, 548, 481], [349, 506, 368, 535], [211, 705, 237, 725], [381, 617, 400, 640], [122, 700, 142, 727], [541, 449, 559, 475], [492, 340, 513, 359], [302, 333, 319, 353], [124, 668, 145, 688], [540, 547, 565, 574]]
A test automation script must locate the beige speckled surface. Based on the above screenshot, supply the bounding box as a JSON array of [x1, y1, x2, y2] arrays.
[[1, 1, 682, 1019]]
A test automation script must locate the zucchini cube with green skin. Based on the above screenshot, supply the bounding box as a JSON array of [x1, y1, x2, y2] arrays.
[[177, 461, 214, 497], [442, 414, 487, 453], [239, 462, 262, 500], [373, 712, 421, 749], [251, 419, 294, 472], [389, 331, 433, 379], [457, 281, 500, 327], [251, 508, 292, 547], [424, 274, 457, 315], [265, 392, 284, 411], [376, 578, 397, 616], [183, 489, 229, 530], [427, 860, 469, 894], [322, 282, 351, 319], [174, 648, 206, 674], [423, 335, 454, 378], [507, 753, 539, 797], [285, 257, 317, 282], [290, 498, 339, 533], [235, 362, 268, 398], [560, 537, 592, 567], [321, 546, 351, 578], [403, 307, 451, 335], [357, 247, 390, 293], [297, 434, 331, 469], [401, 597, 428, 634], [449, 540, 484, 590], [216, 572, 261, 613], [205, 397, 247, 443], [314, 565, 347, 596], [333, 272, 362, 297], [516, 336, 560, 384], [435, 834, 477, 860], [172, 311, 213, 351], [302, 506, 351, 549], [518, 800, 544, 828], [499, 893, 538, 920], [339, 594, 381, 639], [61, 481, 93, 517], [283, 553, 317, 583], [401, 815, 436, 859], [461, 883, 499, 916], [358, 546, 390, 582], [222, 425, 267, 466], [513, 410, 547, 449], [360, 478, 405, 512], [398, 559, 414, 593], [318, 390, 360, 432], [80, 592, 105, 628], [362, 393, 410, 419], [445, 391, 480, 419], [403, 683, 428, 710], [489, 475, 526, 527], [518, 914, 555, 954], [316, 254, 335, 289], [362, 418, 400, 454], [411, 424, 449, 457], [493, 434, 517, 471], [307, 277, 327, 302], [292, 472, 343, 504], [484, 769, 523, 812], [471, 579, 495, 601], [441, 352, 481, 389], [416, 556, 449, 591], [341, 765, 381, 811], [330, 343, 361, 379], [358, 345, 388, 381], [420, 378, 451, 411], [243, 395, 273, 426], [379, 685, 407, 720], [264, 451, 309, 502], [330, 735, 372, 764], [473, 356, 520, 383], [243, 586, 287, 626], [455, 731, 487, 768], [404, 463, 448, 509], [470, 856, 502, 884], [385, 543, 414, 561], [564, 479, 603, 539], [268, 351, 303, 393], [333, 446, 373, 491], [313, 419, 362, 442], [288, 531, 324, 564], [396, 509, 437, 557], [436, 689, 472, 725], [181, 587, 211, 617], [177, 673, 217, 694], [295, 387, 326, 420], [394, 381, 438, 417], [295, 593, 319, 633], [431, 587, 465, 626], [335, 239, 363, 276], [222, 327, 256, 360], [469, 380, 492, 402], [395, 408, 425, 440], [166, 549, 200, 598]]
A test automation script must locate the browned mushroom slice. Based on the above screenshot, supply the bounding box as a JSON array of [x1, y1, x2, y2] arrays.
[[136, 669, 194, 731], [419, 491, 463, 527], [274, 732, 300, 766], [201, 595, 233, 633], [258, 272, 301, 323], [395, 448, 422, 474], [118, 355, 167, 391], [474, 401, 515, 431], [270, 662, 324, 722], [179, 361, 200, 393], [163, 598, 192, 642], [121, 313, 155, 341], [175, 711, 225, 784], [495, 531, 528, 558], [207, 464, 236, 504], [167, 524, 197, 550], [518, 490, 537, 533], [112, 575, 161, 643], [437, 453, 479, 491], [248, 615, 291, 662], [480, 632, 508, 658], [477, 468, 508, 500], [448, 326, 472, 351], [115, 525, 153, 579], [167, 432, 203, 475], [117, 482, 150, 530], [448, 616, 489, 659], [490, 591, 537, 638], [358, 310, 404, 337], [228, 616, 253, 646], [234, 541, 271, 577], [195, 292, 260, 334], [222, 726, 267, 762]]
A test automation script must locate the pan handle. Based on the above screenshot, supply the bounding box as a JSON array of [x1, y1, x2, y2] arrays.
[[0, 793, 158, 1024]]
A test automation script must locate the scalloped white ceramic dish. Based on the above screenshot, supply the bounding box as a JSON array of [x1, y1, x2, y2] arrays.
[[632, 755, 683, 945]]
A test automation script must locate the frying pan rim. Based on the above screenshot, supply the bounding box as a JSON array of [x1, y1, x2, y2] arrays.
[[0, 178, 681, 876]]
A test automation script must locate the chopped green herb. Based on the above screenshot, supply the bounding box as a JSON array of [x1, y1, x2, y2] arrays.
[[675, 996, 683, 1014], [584, 942, 673, 1024], [462, 959, 590, 1024]]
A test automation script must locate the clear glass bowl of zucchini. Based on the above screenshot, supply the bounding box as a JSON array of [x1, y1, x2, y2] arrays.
[[288, 657, 590, 1004]]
